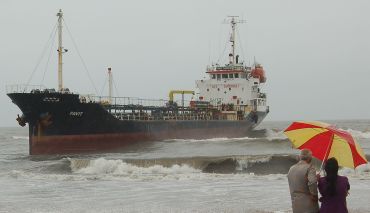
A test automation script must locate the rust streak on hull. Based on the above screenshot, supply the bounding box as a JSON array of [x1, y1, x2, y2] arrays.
[[30, 127, 247, 155]]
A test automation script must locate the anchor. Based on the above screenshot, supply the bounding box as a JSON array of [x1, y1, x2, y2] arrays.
[[16, 114, 26, 127]]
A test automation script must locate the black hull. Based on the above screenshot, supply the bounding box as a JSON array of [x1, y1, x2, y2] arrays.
[[8, 92, 268, 155]]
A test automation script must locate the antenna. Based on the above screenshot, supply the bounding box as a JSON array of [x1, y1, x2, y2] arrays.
[[223, 16, 246, 65]]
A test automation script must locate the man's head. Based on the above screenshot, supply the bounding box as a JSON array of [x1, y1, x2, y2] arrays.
[[300, 149, 312, 163]]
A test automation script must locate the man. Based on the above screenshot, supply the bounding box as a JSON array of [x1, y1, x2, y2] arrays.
[[287, 149, 319, 213]]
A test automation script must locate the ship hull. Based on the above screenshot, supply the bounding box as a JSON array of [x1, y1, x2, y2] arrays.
[[9, 93, 267, 155], [28, 125, 253, 155]]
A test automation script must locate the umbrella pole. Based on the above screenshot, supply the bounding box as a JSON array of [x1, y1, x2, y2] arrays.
[[319, 133, 335, 173]]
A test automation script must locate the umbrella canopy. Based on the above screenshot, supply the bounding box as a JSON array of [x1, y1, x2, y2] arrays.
[[284, 121, 368, 169]]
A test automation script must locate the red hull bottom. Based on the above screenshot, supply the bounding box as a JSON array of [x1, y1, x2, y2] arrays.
[[30, 127, 248, 155]]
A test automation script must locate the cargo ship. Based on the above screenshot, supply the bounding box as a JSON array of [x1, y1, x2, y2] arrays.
[[7, 11, 269, 155]]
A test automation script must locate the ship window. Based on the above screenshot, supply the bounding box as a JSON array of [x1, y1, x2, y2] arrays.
[[222, 74, 228, 79], [217, 74, 221, 79], [229, 88, 231, 91], [207, 88, 209, 92], [212, 74, 216, 79], [234, 73, 239, 78], [217, 88, 220, 91], [229, 74, 233, 78]]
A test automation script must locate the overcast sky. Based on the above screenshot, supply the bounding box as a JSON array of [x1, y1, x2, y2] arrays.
[[1, 0, 370, 127]]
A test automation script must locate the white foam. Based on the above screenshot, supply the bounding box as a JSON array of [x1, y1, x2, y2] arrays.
[[236, 156, 272, 170], [265, 129, 287, 141], [73, 158, 201, 177], [11, 136, 29, 140], [341, 128, 370, 139], [339, 163, 370, 179], [164, 136, 257, 143], [264, 127, 370, 141]]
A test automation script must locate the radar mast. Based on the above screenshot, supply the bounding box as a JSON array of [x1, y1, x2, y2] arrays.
[[227, 16, 246, 65]]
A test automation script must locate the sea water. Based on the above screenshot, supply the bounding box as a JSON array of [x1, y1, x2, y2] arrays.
[[0, 120, 369, 213]]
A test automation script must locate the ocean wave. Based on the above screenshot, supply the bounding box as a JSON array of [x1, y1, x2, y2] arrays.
[[264, 129, 287, 141], [262, 127, 370, 141], [68, 156, 291, 181], [8, 157, 370, 182], [163, 136, 257, 143], [70, 156, 370, 177], [339, 163, 370, 179], [342, 128, 370, 139], [72, 158, 201, 176], [68, 155, 297, 176]]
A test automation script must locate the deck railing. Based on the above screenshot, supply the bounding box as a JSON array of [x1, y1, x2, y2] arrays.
[[79, 95, 193, 108], [6, 84, 46, 94]]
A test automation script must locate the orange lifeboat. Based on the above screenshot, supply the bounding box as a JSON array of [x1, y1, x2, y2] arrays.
[[251, 65, 266, 83]]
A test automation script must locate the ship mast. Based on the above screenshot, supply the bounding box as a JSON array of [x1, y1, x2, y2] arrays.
[[108, 67, 112, 104], [57, 9, 64, 91], [228, 16, 245, 65]]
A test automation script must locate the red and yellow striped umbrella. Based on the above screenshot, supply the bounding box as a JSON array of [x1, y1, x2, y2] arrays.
[[284, 121, 367, 169]]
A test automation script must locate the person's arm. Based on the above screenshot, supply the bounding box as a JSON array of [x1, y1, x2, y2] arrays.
[[317, 177, 323, 195], [307, 166, 318, 201], [345, 176, 350, 196]]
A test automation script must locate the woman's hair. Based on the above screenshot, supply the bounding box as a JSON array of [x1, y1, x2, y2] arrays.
[[324, 157, 339, 196]]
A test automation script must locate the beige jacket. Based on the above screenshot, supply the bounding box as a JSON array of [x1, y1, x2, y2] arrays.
[[287, 160, 319, 213]]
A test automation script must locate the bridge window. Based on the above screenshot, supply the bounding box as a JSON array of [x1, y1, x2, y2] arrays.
[[212, 74, 216, 79], [217, 74, 221, 79], [234, 73, 239, 78], [229, 74, 233, 78], [222, 74, 228, 79]]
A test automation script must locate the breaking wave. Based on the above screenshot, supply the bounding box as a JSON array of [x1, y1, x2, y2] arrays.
[[163, 128, 288, 143], [7, 155, 370, 181], [69, 155, 298, 176], [72, 158, 200, 176], [260, 127, 370, 141], [69, 155, 370, 176], [264, 129, 287, 141], [164, 136, 257, 143], [343, 128, 370, 139]]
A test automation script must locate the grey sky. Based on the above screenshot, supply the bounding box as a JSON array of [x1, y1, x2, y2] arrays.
[[1, 0, 370, 127]]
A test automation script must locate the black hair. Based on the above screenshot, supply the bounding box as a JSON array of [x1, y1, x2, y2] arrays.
[[324, 157, 339, 196]]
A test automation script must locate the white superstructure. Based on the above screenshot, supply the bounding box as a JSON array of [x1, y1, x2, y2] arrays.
[[195, 16, 268, 114]]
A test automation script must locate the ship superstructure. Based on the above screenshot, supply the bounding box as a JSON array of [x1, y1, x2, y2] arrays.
[[6, 12, 269, 155], [195, 16, 268, 121]]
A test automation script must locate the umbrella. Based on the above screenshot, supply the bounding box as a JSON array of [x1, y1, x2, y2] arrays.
[[284, 121, 367, 169]]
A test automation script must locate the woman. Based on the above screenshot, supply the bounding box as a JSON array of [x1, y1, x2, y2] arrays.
[[318, 158, 350, 213]]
